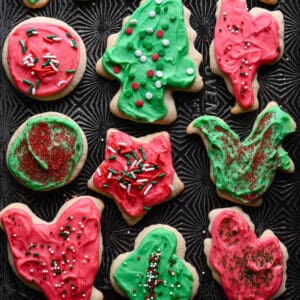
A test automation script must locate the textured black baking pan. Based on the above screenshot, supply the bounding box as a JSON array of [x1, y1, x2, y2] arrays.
[[0, 0, 299, 299]]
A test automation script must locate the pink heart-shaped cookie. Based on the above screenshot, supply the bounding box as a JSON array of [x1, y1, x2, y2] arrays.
[[204, 207, 288, 300], [0, 196, 104, 300]]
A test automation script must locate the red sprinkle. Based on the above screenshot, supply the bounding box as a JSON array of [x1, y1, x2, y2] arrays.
[[113, 66, 121, 74], [152, 53, 159, 61], [147, 70, 154, 78], [125, 28, 133, 35], [136, 100, 144, 107], [156, 30, 164, 38], [132, 82, 139, 90]]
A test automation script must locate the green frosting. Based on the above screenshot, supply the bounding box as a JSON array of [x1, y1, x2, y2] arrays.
[[192, 103, 295, 204], [28, 0, 39, 3], [7, 115, 84, 191], [102, 0, 196, 122], [114, 228, 195, 299]]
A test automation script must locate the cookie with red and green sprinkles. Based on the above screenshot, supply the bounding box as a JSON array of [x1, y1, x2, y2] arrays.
[[96, 0, 203, 124], [2, 17, 86, 100], [0, 196, 105, 300], [87, 129, 184, 225], [23, 0, 49, 9], [110, 224, 199, 299], [6, 112, 88, 191]]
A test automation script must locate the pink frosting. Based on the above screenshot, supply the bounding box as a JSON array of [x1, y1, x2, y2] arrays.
[[0, 198, 101, 300], [214, 0, 281, 109], [92, 131, 175, 217], [209, 210, 284, 299], [7, 22, 80, 97]]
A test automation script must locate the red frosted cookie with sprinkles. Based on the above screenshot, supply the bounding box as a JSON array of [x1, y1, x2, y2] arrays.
[[210, 0, 284, 114], [2, 17, 86, 100], [23, 0, 49, 9], [0, 196, 105, 300], [96, 0, 203, 124], [204, 207, 288, 300], [88, 129, 184, 225]]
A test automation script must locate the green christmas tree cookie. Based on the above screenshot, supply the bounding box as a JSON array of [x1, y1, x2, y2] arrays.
[[96, 0, 203, 124], [110, 225, 200, 299]]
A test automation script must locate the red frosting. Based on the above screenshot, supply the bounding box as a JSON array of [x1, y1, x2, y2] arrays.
[[92, 131, 175, 217], [7, 22, 80, 97], [0, 198, 101, 300], [209, 210, 284, 299], [214, 0, 281, 109]]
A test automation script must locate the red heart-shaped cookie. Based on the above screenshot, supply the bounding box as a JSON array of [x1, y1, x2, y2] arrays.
[[204, 207, 288, 300], [0, 196, 104, 300]]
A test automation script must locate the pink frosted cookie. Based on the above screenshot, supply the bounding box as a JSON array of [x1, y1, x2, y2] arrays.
[[110, 224, 199, 299], [204, 207, 288, 299], [96, 0, 203, 124], [88, 129, 184, 225], [0, 196, 104, 300], [23, 0, 49, 9], [210, 0, 284, 114], [2, 17, 86, 100]]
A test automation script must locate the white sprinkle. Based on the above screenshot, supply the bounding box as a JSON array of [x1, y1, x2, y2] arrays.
[[149, 11, 156, 18], [146, 92, 152, 100], [118, 142, 126, 146], [130, 19, 138, 25], [51, 59, 59, 64], [169, 184, 174, 191], [29, 56, 34, 63], [108, 146, 116, 153], [31, 71, 35, 75], [50, 62, 58, 72], [137, 159, 143, 165], [27, 63, 35, 67], [125, 166, 128, 172], [143, 163, 150, 167], [135, 49, 142, 57], [144, 167, 155, 172], [70, 40, 74, 47], [137, 179, 148, 183], [131, 160, 137, 168], [186, 68, 194, 75], [108, 172, 112, 179], [32, 31, 39, 35], [22, 54, 32, 61], [57, 80, 67, 87], [155, 81, 162, 88], [144, 184, 153, 195], [147, 28, 154, 34], [156, 71, 163, 78], [32, 87, 36, 95], [140, 55, 147, 63], [130, 171, 136, 179], [97, 167, 101, 176], [162, 39, 170, 46], [43, 55, 56, 59], [119, 183, 127, 190], [127, 184, 131, 193], [53, 37, 62, 41], [155, 0, 163, 4]]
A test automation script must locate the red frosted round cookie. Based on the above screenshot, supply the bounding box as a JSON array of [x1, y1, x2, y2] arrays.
[[2, 17, 86, 100]]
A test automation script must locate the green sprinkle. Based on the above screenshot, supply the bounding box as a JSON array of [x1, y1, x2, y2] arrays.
[[19, 40, 26, 54], [138, 147, 146, 160], [139, 31, 146, 39], [127, 42, 134, 50], [66, 69, 76, 73], [28, 85, 33, 94], [132, 150, 139, 160], [46, 35, 56, 39], [155, 6, 161, 14], [138, 184, 145, 190], [117, 176, 123, 182], [133, 169, 142, 174], [108, 168, 118, 175], [144, 206, 151, 211], [127, 160, 132, 166], [42, 59, 50, 67], [109, 155, 117, 160], [162, 23, 169, 30], [70, 39, 77, 49], [33, 253, 39, 257], [23, 79, 33, 86], [152, 180, 157, 185], [103, 183, 109, 188], [33, 57, 38, 64], [158, 49, 165, 56], [124, 153, 131, 159], [158, 173, 165, 178], [122, 181, 128, 185], [36, 79, 40, 89], [66, 32, 72, 38]]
